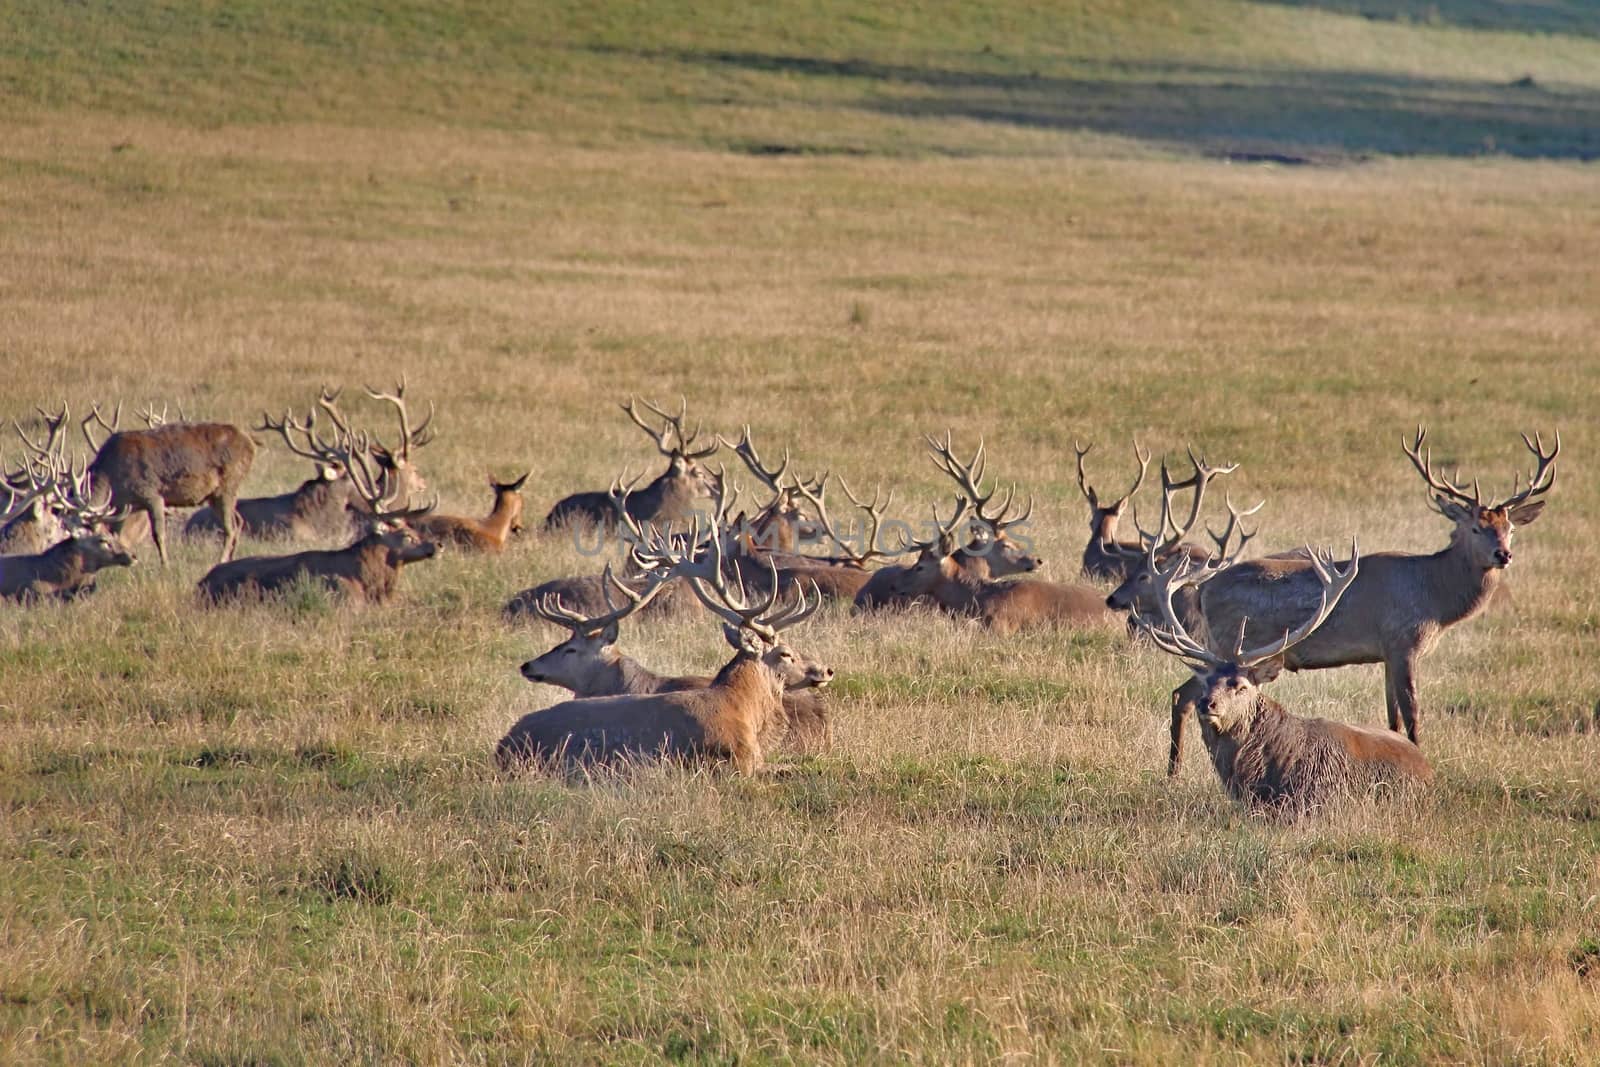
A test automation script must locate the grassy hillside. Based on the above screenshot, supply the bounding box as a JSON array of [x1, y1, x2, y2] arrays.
[[3, 2, 1600, 1063]]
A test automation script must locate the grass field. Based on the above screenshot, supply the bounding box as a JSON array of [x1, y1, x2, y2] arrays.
[[3, 2, 1599, 1062]]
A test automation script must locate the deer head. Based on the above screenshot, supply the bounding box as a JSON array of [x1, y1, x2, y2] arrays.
[[1402, 426, 1556, 572], [925, 430, 1038, 576], [1075, 437, 1150, 542]]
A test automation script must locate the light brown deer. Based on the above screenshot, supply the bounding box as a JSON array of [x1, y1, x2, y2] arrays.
[[925, 431, 1040, 579], [410, 472, 529, 553], [314, 382, 434, 501], [543, 397, 719, 531], [1155, 427, 1555, 773], [519, 563, 831, 753], [721, 426, 825, 555], [82, 402, 256, 565], [197, 418, 436, 604], [1139, 544, 1432, 814], [3, 405, 79, 555], [497, 529, 833, 775]]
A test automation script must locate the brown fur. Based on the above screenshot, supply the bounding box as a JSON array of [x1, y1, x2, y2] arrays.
[[411, 474, 527, 553], [0, 532, 135, 602], [0, 497, 62, 556], [895, 552, 1115, 634], [183, 466, 355, 543], [89, 422, 256, 565], [197, 527, 436, 604]]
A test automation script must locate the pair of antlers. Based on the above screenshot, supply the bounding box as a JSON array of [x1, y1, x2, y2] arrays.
[[1402, 425, 1558, 516]]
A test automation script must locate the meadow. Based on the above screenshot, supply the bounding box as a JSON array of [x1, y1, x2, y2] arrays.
[[2, 1, 1599, 1062]]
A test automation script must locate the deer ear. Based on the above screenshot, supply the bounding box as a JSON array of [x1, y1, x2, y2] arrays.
[[722, 623, 743, 651], [1508, 500, 1547, 527], [1436, 496, 1473, 523], [598, 622, 620, 646], [1246, 661, 1282, 685]]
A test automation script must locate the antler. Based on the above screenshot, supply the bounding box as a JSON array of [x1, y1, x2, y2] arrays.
[[530, 563, 670, 636], [792, 475, 904, 564], [1402, 426, 1480, 512], [622, 396, 719, 461], [1075, 437, 1150, 512], [1206, 493, 1264, 567], [1233, 541, 1360, 666], [363, 376, 436, 463], [80, 402, 122, 453], [1135, 554, 1230, 670], [1493, 430, 1559, 512], [925, 430, 1029, 531], [15, 403, 71, 463], [723, 425, 791, 495]]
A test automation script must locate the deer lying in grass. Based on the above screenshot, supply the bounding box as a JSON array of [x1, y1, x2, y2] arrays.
[[721, 426, 826, 555], [82, 402, 256, 565], [1140, 544, 1432, 814], [3, 406, 81, 555], [544, 397, 719, 531], [498, 525, 833, 775], [410, 472, 529, 553], [1076, 437, 1218, 582], [197, 418, 437, 605], [0, 468, 134, 602], [519, 564, 831, 753], [1159, 428, 1557, 771], [183, 411, 358, 542]]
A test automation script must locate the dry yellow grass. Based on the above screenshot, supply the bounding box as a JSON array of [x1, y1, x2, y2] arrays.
[[3, 44, 1600, 1067]]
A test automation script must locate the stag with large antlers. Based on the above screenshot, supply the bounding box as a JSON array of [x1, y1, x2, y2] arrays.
[[0, 467, 135, 602], [184, 409, 357, 543], [543, 397, 720, 531], [3, 406, 79, 555], [497, 517, 833, 775], [1138, 544, 1431, 813], [1076, 438, 1218, 582], [721, 426, 825, 556], [1103, 446, 1242, 612], [1153, 427, 1556, 772], [518, 564, 831, 753], [924, 432, 1040, 579], [81, 401, 256, 565], [197, 417, 436, 604]]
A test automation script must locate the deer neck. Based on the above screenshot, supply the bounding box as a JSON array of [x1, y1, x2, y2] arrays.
[[1425, 537, 1502, 627], [610, 653, 666, 696], [481, 492, 522, 541], [1093, 512, 1120, 543], [711, 654, 784, 716]]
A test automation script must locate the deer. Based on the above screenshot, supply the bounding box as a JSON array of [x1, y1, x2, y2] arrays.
[[519, 563, 831, 753], [543, 397, 719, 531], [1138, 543, 1432, 814], [1074, 438, 1217, 582], [1102, 447, 1254, 616], [3, 405, 79, 555], [721, 426, 824, 556], [81, 401, 256, 565], [924, 431, 1040, 580], [1153, 427, 1556, 774], [497, 523, 833, 776], [182, 410, 358, 543], [409, 472, 530, 553], [197, 416, 436, 605], [729, 474, 905, 603], [0, 467, 135, 603]]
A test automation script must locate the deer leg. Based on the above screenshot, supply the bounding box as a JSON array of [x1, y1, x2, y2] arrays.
[[214, 492, 241, 563], [146, 500, 169, 565], [1169, 675, 1202, 777], [1388, 653, 1421, 746]]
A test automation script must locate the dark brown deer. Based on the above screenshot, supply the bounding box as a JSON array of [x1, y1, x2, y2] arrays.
[[1076, 438, 1184, 582], [0, 468, 134, 602], [1139, 544, 1431, 814], [411, 472, 529, 553], [518, 564, 831, 753], [543, 397, 719, 531], [497, 530, 833, 775], [197, 419, 436, 604], [82, 402, 256, 565]]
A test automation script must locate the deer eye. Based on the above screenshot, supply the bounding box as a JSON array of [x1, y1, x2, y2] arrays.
[[563, 648, 577, 656]]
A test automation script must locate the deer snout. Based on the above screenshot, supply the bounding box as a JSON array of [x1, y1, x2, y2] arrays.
[[808, 665, 835, 687], [519, 661, 546, 682], [1493, 547, 1512, 567]]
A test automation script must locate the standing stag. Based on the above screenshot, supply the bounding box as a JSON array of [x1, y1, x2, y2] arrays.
[[498, 522, 833, 775], [1153, 427, 1556, 773], [519, 564, 831, 753], [543, 397, 719, 531], [82, 402, 255, 565], [1140, 544, 1432, 813], [197, 417, 437, 604]]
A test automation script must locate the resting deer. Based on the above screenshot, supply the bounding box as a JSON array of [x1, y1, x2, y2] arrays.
[[1075, 438, 1217, 582], [197, 416, 436, 604], [1103, 447, 1248, 613], [497, 526, 833, 775], [544, 397, 719, 531], [184, 411, 357, 543], [81, 401, 256, 565], [721, 426, 825, 555], [519, 564, 831, 753], [410, 472, 529, 553], [1139, 544, 1431, 813], [3, 405, 82, 555], [1155, 427, 1555, 774], [324, 380, 435, 500], [0, 467, 135, 602]]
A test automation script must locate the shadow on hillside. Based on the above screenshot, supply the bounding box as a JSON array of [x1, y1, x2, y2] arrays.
[[650, 49, 1600, 160], [1258, 0, 1600, 39]]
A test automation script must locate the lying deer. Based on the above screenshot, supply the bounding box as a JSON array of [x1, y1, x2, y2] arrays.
[[82, 402, 256, 565], [497, 524, 833, 775], [544, 397, 719, 531], [1140, 544, 1432, 814], [184, 410, 359, 542], [3, 405, 81, 555], [197, 417, 436, 605], [0, 468, 135, 602], [1157, 427, 1555, 769], [519, 564, 831, 753], [411, 472, 529, 553]]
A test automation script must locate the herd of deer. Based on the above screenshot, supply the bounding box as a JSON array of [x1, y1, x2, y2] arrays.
[[0, 387, 1559, 816]]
